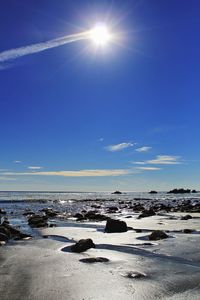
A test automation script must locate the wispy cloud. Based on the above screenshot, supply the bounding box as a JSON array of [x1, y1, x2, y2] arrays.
[[0, 32, 89, 68], [28, 166, 43, 170], [146, 155, 181, 165], [105, 142, 134, 152], [13, 160, 22, 163], [1, 169, 132, 177], [132, 155, 182, 165], [136, 166, 161, 171], [135, 146, 152, 152]]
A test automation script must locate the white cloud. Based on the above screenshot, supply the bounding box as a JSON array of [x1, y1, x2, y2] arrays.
[[28, 166, 43, 170], [135, 146, 152, 152], [106, 142, 134, 152], [13, 160, 22, 163], [1, 169, 132, 177], [147, 155, 181, 165], [132, 155, 181, 166], [136, 166, 161, 171]]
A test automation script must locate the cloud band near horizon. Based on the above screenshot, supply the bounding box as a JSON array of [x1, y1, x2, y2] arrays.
[[1, 169, 132, 177]]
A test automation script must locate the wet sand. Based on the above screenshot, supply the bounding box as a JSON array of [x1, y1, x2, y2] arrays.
[[0, 211, 200, 300]]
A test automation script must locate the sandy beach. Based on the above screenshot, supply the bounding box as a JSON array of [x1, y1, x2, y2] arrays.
[[1, 194, 200, 300]]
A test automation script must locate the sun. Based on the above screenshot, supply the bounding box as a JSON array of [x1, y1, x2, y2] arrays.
[[90, 24, 111, 46]]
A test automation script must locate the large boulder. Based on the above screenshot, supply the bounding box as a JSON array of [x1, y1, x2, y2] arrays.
[[71, 238, 95, 253], [149, 230, 168, 240], [105, 218, 127, 233]]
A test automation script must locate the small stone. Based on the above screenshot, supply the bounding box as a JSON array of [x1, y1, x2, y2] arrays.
[[122, 271, 147, 279], [79, 257, 109, 263], [149, 230, 169, 240]]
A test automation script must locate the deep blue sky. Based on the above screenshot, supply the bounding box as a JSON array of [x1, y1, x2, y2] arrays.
[[0, 0, 200, 191]]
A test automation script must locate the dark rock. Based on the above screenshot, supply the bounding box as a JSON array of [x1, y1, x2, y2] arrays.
[[0, 222, 31, 240], [183, 229, 194, 233], [106, 206, 119, 213], [149, 230, 169, 240], [41, 208, 57, 217], [122, 271, 147, 279], [0, 226, 11, 238], [168, 188, 191, 194], [112, 191, 122, 194], [105, 218, 127, 233], [79, 257, 109, 263], [149, 191, 157, 194], [28, 215, 48, 227], [132, 203, 145, 212], [0, 233, 9, 241], [138, 208, 156, 219], [74, 213, 84, 219], [192, 190, 197, 193], [181, 215, 192, 220], [49, 223, 57, 227], [0, 209, 6, 214], [71, 238, 95, 253]]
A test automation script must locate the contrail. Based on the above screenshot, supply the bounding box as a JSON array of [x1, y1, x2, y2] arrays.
[[0, 31, 89, 65]]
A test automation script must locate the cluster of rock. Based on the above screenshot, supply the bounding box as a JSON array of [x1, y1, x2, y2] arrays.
[[168, 188, 197, 194], [0, 219, 31, 245]]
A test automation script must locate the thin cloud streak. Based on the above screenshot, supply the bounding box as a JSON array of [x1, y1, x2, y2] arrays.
[[136, 166, 161, 171], [1, 169, 132, 177], [28, 166, 43, 170], [147, 155, 181, 165], [106, 142, 134, 152], [132, 155, 182, 165], [0, 31, 89, 66]]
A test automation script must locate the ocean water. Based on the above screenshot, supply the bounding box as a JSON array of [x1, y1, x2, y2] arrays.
[[0, 190, 200, 202]]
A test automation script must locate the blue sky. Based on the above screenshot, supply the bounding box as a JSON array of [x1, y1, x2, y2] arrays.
[[0, 0, 200, 191]]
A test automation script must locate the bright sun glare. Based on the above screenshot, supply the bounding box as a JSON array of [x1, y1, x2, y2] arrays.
[[90, 24, 111, 46]]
